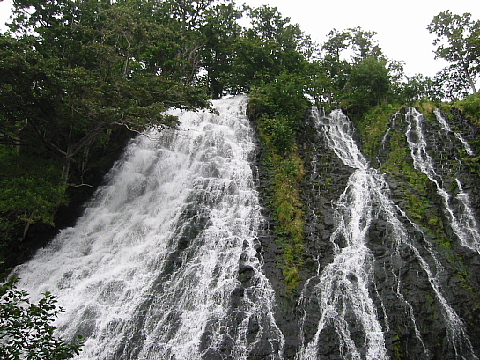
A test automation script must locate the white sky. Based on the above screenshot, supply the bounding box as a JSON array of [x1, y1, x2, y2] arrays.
[[1, 0, 478, 78]]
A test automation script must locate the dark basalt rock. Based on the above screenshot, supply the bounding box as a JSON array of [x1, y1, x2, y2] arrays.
[[250, 106, 480, 359], [238, 264, 255, 284]]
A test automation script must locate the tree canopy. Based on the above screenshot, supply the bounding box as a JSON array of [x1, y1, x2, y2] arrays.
[[2, 0, 212, 184], [428, 10, 480, 97]]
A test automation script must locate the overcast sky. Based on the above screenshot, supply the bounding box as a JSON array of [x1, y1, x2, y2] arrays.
[[242, 0, 479, 78], [1, 0, 478, 78]]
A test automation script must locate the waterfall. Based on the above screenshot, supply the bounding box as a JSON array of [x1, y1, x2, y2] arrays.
[[298, 108, 477, 360], [297, 109, 388, 360], [405, 108, 480, 254], [14, 95, 284, 360], [434, 109, 474, 156], [9, 98, 480, 360]]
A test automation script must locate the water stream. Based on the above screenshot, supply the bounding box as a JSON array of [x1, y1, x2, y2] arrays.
[[297, 109, 388, 360], [405, 108, 480, 254], [298, 108, 477, 360], [434, 109, 474, 156]]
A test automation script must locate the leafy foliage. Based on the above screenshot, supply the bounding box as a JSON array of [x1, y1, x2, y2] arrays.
[[0, 277, 84, 359], [355, 103, 399, 159], [2, 0, 211, 185], [0, 147, 66, 230], [224, 5, 313, 95], [341, 56, 391, 118], [400, 74, 442, 103], [454, 92, 480, 124], [0, 146, 67, 267], [310, 27, 408, 118], [428, 11, 480, 96], [249, 73, 309, 292]]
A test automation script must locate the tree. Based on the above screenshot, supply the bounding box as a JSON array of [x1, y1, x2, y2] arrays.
[[0, 277, 84, 359], [227, 5, 312, 93], [346, 27, 383, 63], [322, 27, 383, 64], [428, 11, 480, 95], [1, 0, 210, 185], [342, 56, 391, 117], [318, 27, 389, 110], [151, 0, 216, 82], [245, 5, 314, 66], [199, 1, 243, 98], [0, 146, 66, 240], [433, 67, 471, 101], [304, 60, 337, 108], [400, 74, 442, 103]]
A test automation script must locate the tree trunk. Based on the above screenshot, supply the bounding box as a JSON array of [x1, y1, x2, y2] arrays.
[[62, 156, 72, 186], [463, 62, 478, 94]]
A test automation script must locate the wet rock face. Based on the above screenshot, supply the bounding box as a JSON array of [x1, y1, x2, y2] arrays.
[[299, 112, 355, 271], [374, 109, 480, 359], [407, 108, 480, 358], [249, 123, 299, 359], [252, 107, 480, 359]]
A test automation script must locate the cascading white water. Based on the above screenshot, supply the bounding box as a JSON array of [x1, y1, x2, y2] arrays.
[[405, 108, 480, 254], [297, 109, 388, 360], [434, 109, 474, 156], [299, 108, 477, 360], [14, 95, 284, 360]]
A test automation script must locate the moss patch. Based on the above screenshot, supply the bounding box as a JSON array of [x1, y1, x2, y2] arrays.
[[248, 80, 309, 293]]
